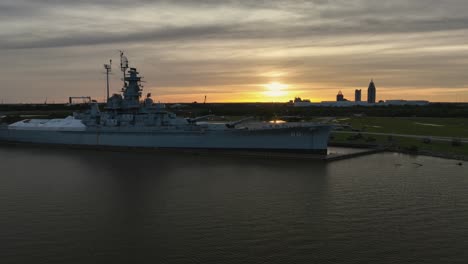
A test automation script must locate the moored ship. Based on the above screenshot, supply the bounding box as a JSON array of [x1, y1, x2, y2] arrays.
[[0, 53, 331, 154]]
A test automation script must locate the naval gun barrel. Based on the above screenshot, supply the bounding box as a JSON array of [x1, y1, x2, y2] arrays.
[[186, 114, 215, 124], [225, 116, 254, 128]]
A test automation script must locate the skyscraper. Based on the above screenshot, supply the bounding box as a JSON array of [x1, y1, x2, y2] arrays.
[[367, 80, 376, 103], [355, 89, 361, 102]]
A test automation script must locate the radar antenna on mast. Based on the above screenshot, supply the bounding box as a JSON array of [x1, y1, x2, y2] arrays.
[[119, 50, 129, 87], [104, 59, 112, 101]]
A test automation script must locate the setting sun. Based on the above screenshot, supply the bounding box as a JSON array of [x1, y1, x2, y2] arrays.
[[264, 82, 289, 97]]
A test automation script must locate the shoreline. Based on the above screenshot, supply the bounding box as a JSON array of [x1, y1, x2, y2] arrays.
[[391, 148, 468, 162], [329, 142, 468, 162]]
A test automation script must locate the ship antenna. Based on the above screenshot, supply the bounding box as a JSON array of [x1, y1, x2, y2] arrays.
[[104, 59, 112, 102], [119, 50, 129, 87]]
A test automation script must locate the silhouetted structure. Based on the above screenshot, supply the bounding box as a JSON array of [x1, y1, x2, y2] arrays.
[[294, 97, 310, 103], [355, 89, 361, 102], [337, 91, 345, 101], [367, 80, 376, 103]]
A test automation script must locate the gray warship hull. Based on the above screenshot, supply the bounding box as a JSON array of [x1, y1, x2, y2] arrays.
[[0, 125, 330, 154]]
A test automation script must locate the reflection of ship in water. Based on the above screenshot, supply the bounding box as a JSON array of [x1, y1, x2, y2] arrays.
[[0, 52, 331, 154]]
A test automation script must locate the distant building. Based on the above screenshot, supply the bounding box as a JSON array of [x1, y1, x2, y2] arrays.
[[355, 89, 361, 102], [367, 80, 376, 103], [294, 97, 310, 103], [293, 100, 429, 107], [292, 97, 313, 107], [336, 91, 345, 101]]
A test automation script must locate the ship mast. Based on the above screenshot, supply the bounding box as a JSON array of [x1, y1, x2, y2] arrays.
[[104, 60, 112, 102], [120, 50, 128, 87]]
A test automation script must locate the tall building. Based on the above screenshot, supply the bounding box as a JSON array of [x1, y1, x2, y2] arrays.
[[336, 91, 344, 101], [367, 80, 376, 103], [355, 89, 361, 102]]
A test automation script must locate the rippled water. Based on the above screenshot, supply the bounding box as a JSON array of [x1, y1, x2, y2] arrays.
[[1, 146, 467, 263]]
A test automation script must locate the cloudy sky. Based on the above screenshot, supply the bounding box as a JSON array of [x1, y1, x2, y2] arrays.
[[1, 0, 468, 103]]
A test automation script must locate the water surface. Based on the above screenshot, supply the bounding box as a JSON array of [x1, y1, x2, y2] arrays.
[[1, 146, 467, 263]]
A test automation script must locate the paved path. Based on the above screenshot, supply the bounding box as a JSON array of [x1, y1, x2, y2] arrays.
[[334, 131, 468, 143]]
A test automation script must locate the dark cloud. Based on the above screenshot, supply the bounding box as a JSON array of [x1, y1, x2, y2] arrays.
[[2, 15, 468, 50], [0, 25, 231, 49], [0, 2, 44, 19]]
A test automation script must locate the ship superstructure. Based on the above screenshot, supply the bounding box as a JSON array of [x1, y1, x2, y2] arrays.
[[0, 53, 331, 154], [77, 52, 189, 129]]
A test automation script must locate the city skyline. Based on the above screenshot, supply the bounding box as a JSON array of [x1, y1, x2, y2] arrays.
[[1, 0, 468, 103]]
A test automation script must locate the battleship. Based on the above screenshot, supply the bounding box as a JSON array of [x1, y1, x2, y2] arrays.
[[0, 53, 331, 154]]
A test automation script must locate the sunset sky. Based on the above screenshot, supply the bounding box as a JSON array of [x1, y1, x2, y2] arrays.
[[1, 0, 468, 103]]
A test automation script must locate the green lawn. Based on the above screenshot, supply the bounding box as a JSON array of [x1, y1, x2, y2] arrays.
[[330, 132, 468, 156], [333, 117, 468, 138]]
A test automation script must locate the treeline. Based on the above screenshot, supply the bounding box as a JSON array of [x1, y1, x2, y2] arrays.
[[1, 102, 467, 119], [182, 103, 468, 118], [0, 103, 91, 112]]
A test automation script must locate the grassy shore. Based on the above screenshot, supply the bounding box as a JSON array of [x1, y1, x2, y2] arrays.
[[332, 117, 468, 138], [329, 117, 468, 160]]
